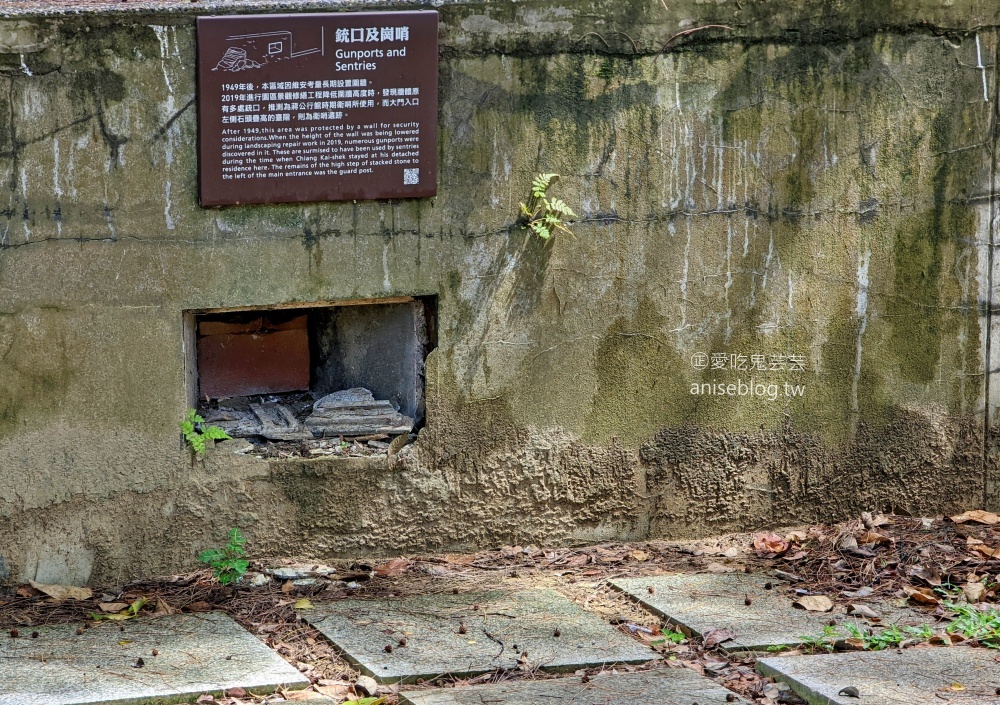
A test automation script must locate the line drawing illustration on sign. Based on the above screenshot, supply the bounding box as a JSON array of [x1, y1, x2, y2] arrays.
[[214, 47, 260, 72], [213, 28, 325, 72]]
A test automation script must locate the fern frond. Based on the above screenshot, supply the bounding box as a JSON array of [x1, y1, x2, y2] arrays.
[[227, 528, 247, 550], [180, 408, 230, 458], [530, 221, 551, 239], [548, 198, 576, 218], [204, 426, 232, 441], [532, 173, 559, 197], [198, 548, 225, 563], [521, 173, 574, 240], [190, 435, 207, 456]]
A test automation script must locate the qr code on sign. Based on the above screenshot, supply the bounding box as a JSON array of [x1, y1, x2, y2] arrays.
[[403, 168, 419, 185]]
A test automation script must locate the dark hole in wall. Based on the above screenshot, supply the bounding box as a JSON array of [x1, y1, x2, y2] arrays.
[[193, 297, 436, 426], [309, 300, 431, 423]]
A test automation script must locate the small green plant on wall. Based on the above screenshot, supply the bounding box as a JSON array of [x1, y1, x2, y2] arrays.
[[198, 527, 249, 585], [180, 408, 231, 459], [519, 173, 577, 240]]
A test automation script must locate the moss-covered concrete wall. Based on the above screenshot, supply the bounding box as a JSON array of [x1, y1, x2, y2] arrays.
[[2, 0, 999, 585]]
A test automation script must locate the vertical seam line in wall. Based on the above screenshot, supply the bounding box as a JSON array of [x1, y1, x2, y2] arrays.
[[985, 31, 1000, 509]]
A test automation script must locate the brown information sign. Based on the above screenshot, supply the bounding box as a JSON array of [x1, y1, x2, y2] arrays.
[[197, 11, 438, 206]]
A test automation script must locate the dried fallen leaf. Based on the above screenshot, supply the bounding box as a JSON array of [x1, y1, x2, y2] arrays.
[[445, 553, 476, 565], [628, 550, 650, 562], [184, 601, 213, 612], [373, 558, 410, 578], [963, 582, 986, 604], [930, 633, 966, 646], [293, 598, 314, 610], [591, 547, 623, 563], [704, 562, 737, 573], [702, 627, 736, 647], [837, 534, 859, 551], [903, 585, 940, 605], [354, 675, 379, 697], [793, 595, 833, 612], [753, 533, 790, 558], [16, 585, 40, 598], [950, 510, 1000, 525], [846, 603, 880, 619], [98, 602, 129, 613], [772, 569, 803, 582], [28, 581, 92, 601], [633, 630, 662, 644], [857, 531, 892, 546], [843, 586, 874, 599], [153, 597, 177, 616], [316, 680, 351, 695], [974, 545, 1000, 559], [702, 658, 729, 673], [786, 530, 809, 544], [284, 691, 328, 701], [838, 637, 866, 651], [906, 564, 942, 586]]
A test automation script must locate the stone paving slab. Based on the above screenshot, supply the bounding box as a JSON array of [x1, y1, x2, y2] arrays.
[[303, 589, 655, 683], [757, 647, 1000, 704], [610, 573, 846, 651], [400, 668, 751, 704], [0, 612, 309, 705]]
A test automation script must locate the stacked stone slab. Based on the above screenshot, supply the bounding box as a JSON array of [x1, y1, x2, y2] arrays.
[[305, 388, 414, 437], [613, 572, 1000, 705], [0, 612, 308, 705], [401, 669, 751, 704], [610, 573, 843, 651], [758, 648, 1000, 705], [301, 589, 654, 682], [6, 577, 991, 704], [205, 387, 414, 440]]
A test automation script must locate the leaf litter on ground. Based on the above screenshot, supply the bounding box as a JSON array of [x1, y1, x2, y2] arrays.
[[4, 511, 1000, 703]]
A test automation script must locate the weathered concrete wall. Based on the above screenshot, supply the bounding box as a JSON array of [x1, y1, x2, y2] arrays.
[[1, 0, 999, 585]]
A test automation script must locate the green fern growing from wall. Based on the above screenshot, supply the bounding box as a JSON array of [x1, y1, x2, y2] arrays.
[[180, 408, 231, 459], [519, 173, 577, 240]]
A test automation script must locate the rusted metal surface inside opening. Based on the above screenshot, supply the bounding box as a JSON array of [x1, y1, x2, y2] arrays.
[[190, 298, 435, 442], [197, 310, 311, 399]]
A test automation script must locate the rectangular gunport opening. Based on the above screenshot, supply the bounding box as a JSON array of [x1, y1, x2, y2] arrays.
[[184, 296, 436, 457]]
